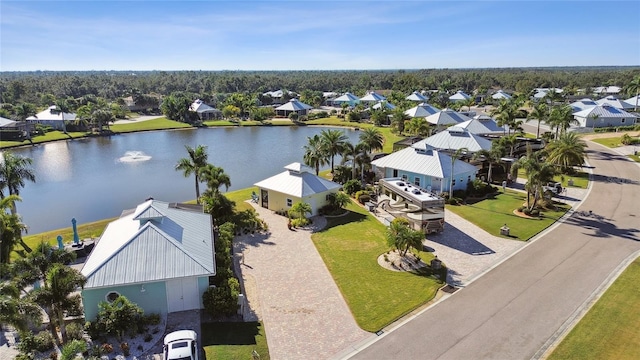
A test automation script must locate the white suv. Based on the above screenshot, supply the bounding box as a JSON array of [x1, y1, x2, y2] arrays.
[[163, 330, 199, 360]]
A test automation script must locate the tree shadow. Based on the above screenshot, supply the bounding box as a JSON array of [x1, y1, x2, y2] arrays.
[[563, 212, 640, 242], [427, 223, 495, 255], [316, 210, 368, 232], [233, 231, 276, 255], [200, 321, 262, 346]]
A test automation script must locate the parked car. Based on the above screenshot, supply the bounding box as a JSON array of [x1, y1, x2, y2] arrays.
[[543, 182, 563, 196], [163, 330, 199, 360]]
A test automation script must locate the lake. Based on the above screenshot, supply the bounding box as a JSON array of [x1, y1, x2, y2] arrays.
[[3, 126, 361, 234]]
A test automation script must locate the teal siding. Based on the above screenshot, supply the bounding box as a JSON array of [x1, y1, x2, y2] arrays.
[[82, 281, 167, 321], [197, 277, 210, 308], [385, 169, 434, 189], [383, 168, 476, 192]]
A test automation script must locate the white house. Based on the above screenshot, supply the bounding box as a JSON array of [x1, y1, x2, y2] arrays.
[[573, 104, 637, 128], [425, 108, 472, 128], [449, 90, 472, 102], [26, 105, 76, 131], [80, 199, 215, 320], [333, 92, 360, 107], [189, 99, 222, 120], [370, 101, 396, 110], [416, 126, 493, 153], [491, 90, 512, 100], [455, 117, 505, 135], [570, 98, 598, 112], [275, 99, 313, 117], [624, 95, 640, 110], [360, 91, 386, 103], [595, 96, 635, 110], [593, 86, 621, 95], [254, 163, 341, 216], [404, 103, 440, 118], [406, 91, 428, 102]]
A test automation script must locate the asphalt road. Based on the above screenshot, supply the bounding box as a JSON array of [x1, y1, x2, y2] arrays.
[[350, 141, 640, 360]]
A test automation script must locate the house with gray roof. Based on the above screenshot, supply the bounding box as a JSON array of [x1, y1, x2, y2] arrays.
[[404, 103, 440, 118], [80, 199, 215, 320], [573, 104, 637, 128], [425, 109, 472, 129], [275, 99, 313, 117], [416, 126, 493, 153], [449, 90, 471, 102], [491, 90, 512, 100], [406, 91, 428, 102], [254, 162, 341, 216], [570, 98, 598, 112], [189, 99, 222, 120], [455, 117, 505, 135], [26, 105, 76, 131], [595, 96, 635, 110]]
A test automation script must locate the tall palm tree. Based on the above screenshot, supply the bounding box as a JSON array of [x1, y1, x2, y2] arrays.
[[510, 146, 556, 211], [54, 99, 71, 134], [549, 105, 577, 138], [528, 102, 547, 139], [491, 98, 525, 135], [10, 242, 76, 291], [200, 164, 231, 197], [341, 141, 366, 180], [175, 145, 208, 204], [0, 151, 35, 217], [31, 263, 86, 344], [472, 146, 505, 184], [13, 102, 36, 120], [320, 129, 348, 174], [391, 108, 408, 134], [358, 127, 384, 155], [623, 75, 640, 111], [544, 132, 588, 173], [303, 134, 327, 175], [449, 147, 468, 200], [404, 117, 431, 136], [0, 195, 27, 264]]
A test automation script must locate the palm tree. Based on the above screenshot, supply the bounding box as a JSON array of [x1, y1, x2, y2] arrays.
[[320, 129, 348, 174], [341, 141, 366, 180], [290, 201, 312, 220], [528, 102, 547, 139], [358, 127, 384, 155], [449, 147, 468, 200], [623, 75, 640, 111], [544, 132, 588, 173], [462, 97, 475, 112], [0, 282, 42, 332], [54, 99, 71, 134], [510, 146, 556, 211], [404, 117, 431, 136], [386, 218, 424, 257], [491, 98, 525, 135], [0, 195, 28, 264], [472, 146, 505, 184], [31, 263, 86, 344], [0, 151, 36, 214], [303, 134, 327, 175], [10, 242, 76, 291], [391, 108, 408, 134], [13, 102, 36, 120], [175, 145, 209, 204], [549, 105, 577, 138], [200, 164, 231, 197]]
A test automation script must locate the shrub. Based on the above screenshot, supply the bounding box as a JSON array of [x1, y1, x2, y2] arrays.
[[33, 331, 54, 353], [530, 209, 540, 216], [343, 179, 362, 196], [65, 322, 85, 341], [291, 217, 309, 227], [60, 340, 87, 360], [357, 193, 371, 204], [452, 189, 466, 199], [518, 206, 526, 212], [95, 295, 144, 340], [621, 133, 633, 145], [203, 277, 241, 317], [523, 208, 532, 216], [143, 313, 161, 326], [144, 333, 153, 342], [120, 342, 130, 356]]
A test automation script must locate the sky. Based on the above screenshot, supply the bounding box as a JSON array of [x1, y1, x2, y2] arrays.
[[1, 0, 639, 71]]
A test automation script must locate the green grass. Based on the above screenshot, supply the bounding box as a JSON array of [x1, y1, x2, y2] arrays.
[[202, 321, 270, 360], [312, 201, 443, 332], [548, 258, 640, 360], [1, 131, 87, 148], [225, 187, 259, 212], [516, 169, 589, 189], [629, 154, 640, 162], [591, 137, 626, 148], [110, 117, 192, 133], [447, 190, 570, 240]]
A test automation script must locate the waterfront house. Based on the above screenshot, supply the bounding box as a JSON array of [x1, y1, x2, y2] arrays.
[[416, 126, 493, 153], [595, 96, 635, 111], [80, 199, 215, 320], [254, 162, 341, 216], [189, 99, 222, 120], [333, 92, 360, 107], [275, 99, 313, 117], [26, 105, 76, 131]]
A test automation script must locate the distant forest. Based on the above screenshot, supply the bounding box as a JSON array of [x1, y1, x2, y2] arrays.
[[1, 67, 639, 105]]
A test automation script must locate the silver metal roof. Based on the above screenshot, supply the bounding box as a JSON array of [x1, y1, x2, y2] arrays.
[[455, 118, 505, 135], [275, 99, 313, 111], [425, 109, 471, 126], [26, 105, 77, 121], [334, 92, 359, 102], [449, 91, 471, 101], [595, 96, 635, 110], [406, 91, 428, 102], [372, 147, 477, 179], [254, 162, 341, 198], [0, 116, 17, 127], [82, 200, 214, 289], [491, 90, 512, 100], [412, 127, 492, 153], [360, 92, 386, 102], [189, 99, 220, 113], [573, 104, 638, 119], [404, 103, 440, 118]]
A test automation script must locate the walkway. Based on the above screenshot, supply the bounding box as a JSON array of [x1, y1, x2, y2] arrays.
[[233, 203, 369, 360]]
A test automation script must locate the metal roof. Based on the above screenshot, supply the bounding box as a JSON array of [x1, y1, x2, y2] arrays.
[[595, 96, 635, 110], [573, 104, 637, 119], [624, 95, 640, 108], [82, 200, 214, 289], [570, 99, 597, 112], [406, 91, 428, 102], [491, 90, 512, 100], [412, 127, 492, 153], [360, 92, 386, 102], [26, 105, 77, 121], [275, 99, 313, 111], [333, 92, 359, 102], [449, 91, 471, 101], [425, 109, 471, 126], [455, 118, 505, 135], [372, 147, 477, 179], [189, 99, 220, 113], [371, 101, 396, 110], [0, 116, 17, 127], [404, 103, 440, 118], [254, 162, 341, 198]]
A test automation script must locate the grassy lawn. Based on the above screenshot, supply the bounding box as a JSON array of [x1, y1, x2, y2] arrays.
[[1, 131, 87, 149], [312, 201, 443, 332], [202, 321, 270, 360], [548, 258, 640, 360], [629, 153, 640, 162], [110, 117, 192, 133], [225, 187, 259, 212], [591, 136, 627, 148], [447, 190, 570, 241], [516, 169, 589, 189]]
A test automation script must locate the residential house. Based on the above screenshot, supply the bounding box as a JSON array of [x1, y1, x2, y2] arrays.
[[449, 90, 471, 102], [569, 98, 598, 112], [406, 91, 429, 102], [573, 104, 637, 128], [491, 90, 512, 100], [80, 199, 215, 320], [359, 91, 386, 104], [254, 162, 341, 216], [595, 96, 635, 111], [26, 105, 77, 131], [624, 95, 640, 110], [189, 99, 222, 120], [332, 92, 360, 107], [455, 117, 505, 135], [416, 126, 493, 153], [425, 108, 472, 130], [404, 103, 440, 118], [275, 99, 313, 117]]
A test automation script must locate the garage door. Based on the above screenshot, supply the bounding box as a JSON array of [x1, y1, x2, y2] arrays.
[[166, 277, 200, 313]]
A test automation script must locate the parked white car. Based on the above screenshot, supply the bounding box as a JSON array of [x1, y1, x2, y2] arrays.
[[163, 330, 199, 360]]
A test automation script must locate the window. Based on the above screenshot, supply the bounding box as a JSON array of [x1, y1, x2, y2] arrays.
[[286, 198, 292, 207], [414, 177, 420, 187], [401, 174, 408, 181], [105, 291, 121, 303], [621, 118, 625, 123]]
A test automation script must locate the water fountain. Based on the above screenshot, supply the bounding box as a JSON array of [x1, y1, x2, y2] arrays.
[[118, 151, 152, 163]]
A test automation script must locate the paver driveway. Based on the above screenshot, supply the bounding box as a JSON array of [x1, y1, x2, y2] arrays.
[[234, 204, 369, 360]]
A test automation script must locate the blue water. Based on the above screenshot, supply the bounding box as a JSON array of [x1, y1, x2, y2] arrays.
[[4, 126, 361, 234]]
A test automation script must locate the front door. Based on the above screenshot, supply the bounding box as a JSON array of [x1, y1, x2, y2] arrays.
[[261, 189, 269, 208], [166, 277, 199, 313]]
